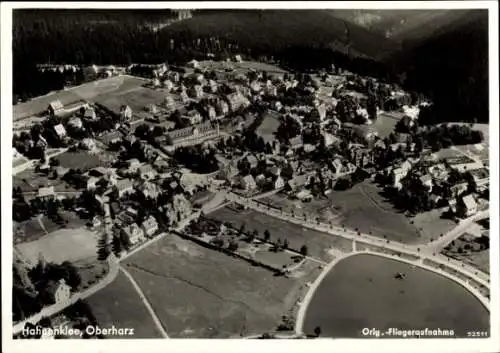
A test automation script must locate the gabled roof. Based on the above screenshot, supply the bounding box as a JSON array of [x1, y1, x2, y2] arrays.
[[462, 195, 477, 210]]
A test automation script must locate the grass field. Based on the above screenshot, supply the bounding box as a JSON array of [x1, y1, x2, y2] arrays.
[[371, 112, 403, 138], [86, 271, 164, 338], [95, 86, 167, 118], [255, 110, 281, 143], [16, 228, 99, 264], [13, 169, 75, 193], [14, 75, 146, 120], [303, 254, 489, 338], [57, 150, 109, 171], [210, 206, 353, 260], [325, 181, 425, 244], [412, 209, 456, 243], [122, 234, 316, 338], [13, 218, 45, 243]]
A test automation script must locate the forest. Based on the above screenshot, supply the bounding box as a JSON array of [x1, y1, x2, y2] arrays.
[[12, 9, 490, 123]]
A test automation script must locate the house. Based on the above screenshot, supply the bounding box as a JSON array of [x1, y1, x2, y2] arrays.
[[189, 85, 204, 99], [153, 158, 170, 173], [138, 164, 158, 181], [92, 216, 102, 228], [138, 181, 160, 199], [115, 179, 134, 197], [184, 109, 202, 125], [187, 59, 199, 69], [450, 182, 469, 197], [419, 174, 433, 192], [80, 138, 96, 151], [68, 117, 83, 129], [287, 174, 309, 192], [121, 223, 145, 246], [53, 124, 67, 139], [163, 79, 174, 92], [48, 100, 64, 116], [255, 174, 267, 187], [269, 166, 281, 177], [226, 92, 250, 112], [45, 279, 71, 304], [457, 195, 478, 218], [216, 100, 229, 116], [37, 186, 55, 200], [218, 164, 239, 185], [83, 107, 97, 120], [87, 177, 100, 190], [273, 176, 285, 189], [392, 168, 408, 190], [207, 80, 218, 93], [127, 159, 142, 173], [289, 136, 304, 150], [120, 105, 133, 121], [246, 155, 259, 169], [241, 175, 257, 191], [331, 158, 344, 176], [448, 199, 457, 214], [172, 193, 192, 220], [296, 189, 313, 202], [141, 216, 159, 238], [428, 163, 448, 181], [163, 95, 176, 110], [180, 90, 190, 104], [145, 104, 159, 114]]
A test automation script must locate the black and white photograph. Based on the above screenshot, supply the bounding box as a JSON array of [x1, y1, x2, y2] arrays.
[[1, 2, 499, 352]]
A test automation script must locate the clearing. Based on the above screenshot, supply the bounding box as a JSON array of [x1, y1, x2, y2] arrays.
[[86, 271, 164, 338], [16, 227, 99, 264], [255, 110, 281, 144], [210, 205, 353, 260], [122, 234, 318, 338]]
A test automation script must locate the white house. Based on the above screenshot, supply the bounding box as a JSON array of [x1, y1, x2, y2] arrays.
[[68, 117, 83, 129], [122, 223, 145, 245], [457, 195, 478, 218], [141, 216, 159, 238], [115, 179, 134, 197], [46, 279, 71, 304], [120, 105, 133, 121], [273, 176, 285, 189], [53, 124, 67, 139], [241, 175, 257, 191]]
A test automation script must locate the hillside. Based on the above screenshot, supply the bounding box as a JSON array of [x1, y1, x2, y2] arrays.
[[388, 10, 489, 123], [163, 10, 399, 61]]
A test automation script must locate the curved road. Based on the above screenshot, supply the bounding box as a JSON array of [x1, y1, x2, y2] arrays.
[[225, 192, 490, 288]]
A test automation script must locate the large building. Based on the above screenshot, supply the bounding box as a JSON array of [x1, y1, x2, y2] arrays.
[[166, 122, 220, 149]]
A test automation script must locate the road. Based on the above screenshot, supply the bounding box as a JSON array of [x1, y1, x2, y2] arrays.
[[120, 266, 169, 338], [12, 255, 120, 335], [423, 210, 489, 253], [13, 147, 70, 176], [224, 192, 490, 289]]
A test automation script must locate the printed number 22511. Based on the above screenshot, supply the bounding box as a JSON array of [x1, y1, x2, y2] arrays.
[[467, 331, 489, 338]]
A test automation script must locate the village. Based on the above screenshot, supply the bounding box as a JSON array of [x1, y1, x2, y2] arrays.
[[12, 54, 491, 339]]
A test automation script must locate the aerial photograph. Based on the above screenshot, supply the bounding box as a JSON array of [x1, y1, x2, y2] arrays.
[[9, 6, 493, 340]]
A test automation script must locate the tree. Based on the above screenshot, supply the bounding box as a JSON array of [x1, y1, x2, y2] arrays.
[[49, 157, 60, 167], [264, 229, 271, 242], [97, 233, 110, 261], [314, 326, 322, 337], [283, 238, 289, 250], [111, 235, 122, 257], [300, 245, 308, 256]]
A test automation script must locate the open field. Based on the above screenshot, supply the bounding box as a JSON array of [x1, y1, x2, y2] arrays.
[[210, 206, 353, 260], [325, 181, 423, 244], [14, 75, 146, 121], [13, 218, 45, 243], [95, 86, 167, 118], [198, 60, 287, 76], [256, 110, 281, 143], [303, 254, 489, 338], [412, 208, 456, 242], [13, 169, 76, 193], [16, 228, 98, 264], [370, 112, 402, 138], [86, 271, 164, 338], [263, 181, 425, 245], [122, 234, 317, 338], [57, 149, 114, 171]]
